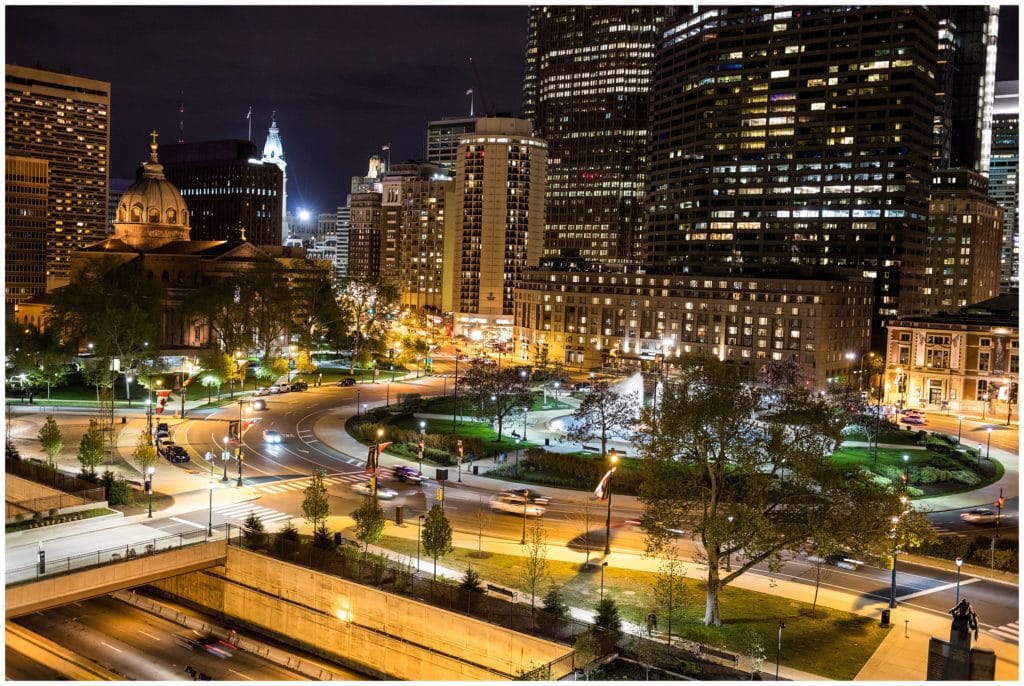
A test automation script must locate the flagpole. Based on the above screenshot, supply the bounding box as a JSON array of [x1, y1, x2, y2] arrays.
[[247, 106, 252, 142]]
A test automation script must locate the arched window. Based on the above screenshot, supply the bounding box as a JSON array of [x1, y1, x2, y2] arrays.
[[181, 209, 189, 227], [166, 208, 177, 224], [161, 270, 169, 284], [131, 204, 143, 222], [117, 204, 126, 222], [149, 207, 160, 223]]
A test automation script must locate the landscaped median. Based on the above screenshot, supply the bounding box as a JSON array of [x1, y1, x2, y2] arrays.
[[376, 534, 888, 680]]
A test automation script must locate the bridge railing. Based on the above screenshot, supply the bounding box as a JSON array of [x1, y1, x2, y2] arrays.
[[5, 523, 233, 587]]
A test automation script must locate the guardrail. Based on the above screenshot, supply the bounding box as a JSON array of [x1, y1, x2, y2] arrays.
[[5, 523, 234, 587]]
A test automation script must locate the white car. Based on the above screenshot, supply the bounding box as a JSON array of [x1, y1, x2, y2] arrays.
[[262, 429, 282, 444], [351, 482, 398, 500], [490, 494, 545, 517], [960, 508, 999, 524]]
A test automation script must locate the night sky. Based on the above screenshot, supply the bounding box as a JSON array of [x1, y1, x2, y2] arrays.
[[5, 4, 1019, 215]]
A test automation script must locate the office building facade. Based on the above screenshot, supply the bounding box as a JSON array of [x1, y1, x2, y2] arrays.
[[645, 6, 938, 348], [159, 139, 283, 245], [426, 117, 476, 171], [923, 170, 1002, 314], [990, 81, 1019, 292], [6, 156, 49, 308], [5, 64, 110, 290], [524, 6, 667, 265]]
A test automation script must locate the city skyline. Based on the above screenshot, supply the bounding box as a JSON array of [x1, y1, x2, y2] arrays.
[[6, 4, 1017, 217]]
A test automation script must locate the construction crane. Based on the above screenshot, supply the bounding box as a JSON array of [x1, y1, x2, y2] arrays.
[[469, 57, 494, 116]]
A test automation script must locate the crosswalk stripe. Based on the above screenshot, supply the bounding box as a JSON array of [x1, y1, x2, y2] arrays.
[[170, 517, 206, 529], [260, 514, 293, 523], [989, 627, 1018, 642]]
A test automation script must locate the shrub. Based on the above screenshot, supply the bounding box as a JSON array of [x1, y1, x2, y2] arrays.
[[100, 471, 134, 506], [949, 470, 982, 486]]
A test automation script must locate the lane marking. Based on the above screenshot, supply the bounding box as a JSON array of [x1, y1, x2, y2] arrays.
[[169, 517, 206, 529], [896, 577, 979, 602], [137, 630, 161, 641], [229, 669, 255, 680], [100, 641, 123, 653]]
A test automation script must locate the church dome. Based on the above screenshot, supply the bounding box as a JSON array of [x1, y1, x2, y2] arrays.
[[116, 131, 189, 228]]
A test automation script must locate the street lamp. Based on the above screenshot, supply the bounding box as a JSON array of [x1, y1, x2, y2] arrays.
[[725, 515, 734, 572], [452, 349, 461, 434], [356, 388, 361, 416], [221, 437, 230, 482], [418, 421, 426, 475], [520, 490, 529, 544], [985, 427, 992, 462], [362, 402, 368, 415], [604, 449, 619, 555], [776, 621, 785, 680], [955, 557, 964, 602], [515, 437, 521, 476], [417, 514, 425, 571], [373, 428, 384, 496], [600, 561, 609, 601], [957, 415, 964, 444], [146, 466, 155, 518], [386, 380, 391, 407], [126, 375, 134, 407], [520, 369, 529, 440], [902, 454, 910, 490], [207, 479, 215, 536]]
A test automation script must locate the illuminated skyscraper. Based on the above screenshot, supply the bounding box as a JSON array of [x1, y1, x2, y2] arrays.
[[645, 6, 938, 346], [524, 6, 666, 265], [990, 81, 1019, 292], [5, 64, 110, 290], [5, 156, 48, 308], [426, 117, 476, 171]]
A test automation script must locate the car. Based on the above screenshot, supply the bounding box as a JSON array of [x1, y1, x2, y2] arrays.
[[254, 387, 271, 396], [157, 438, 176, 455], [289, 380, 308, 392], [900, 415, 926, 425], [490, 494, 545, 516], [251, 398, 267, 411], [167, 446, 191, 463], [262, 429, 282, 444], [156, 422, 169, 433], [337, 377, 357, 387], [155, 427, 170, 439], [392, 465, 423, 484], [573, 382, 593, 391], [501, 488, 550, 506], [177, 634, 237, 659], [351, 481, 398, 499], [960, 508, 999, 524], [807, 552, 865, 570], [270, 383, 290, 394]]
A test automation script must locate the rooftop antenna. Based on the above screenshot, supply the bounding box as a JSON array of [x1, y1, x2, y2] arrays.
[[469, 58, 493, 115], [246, 106, 252, 143], [467, 88, 474, 117], [177, 91, 185, 143]]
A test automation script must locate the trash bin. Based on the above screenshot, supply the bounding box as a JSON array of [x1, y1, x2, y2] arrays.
[[333, 532, 342, 546], [545, 438, 550, 446], [121, 416, 127, 424], [881, 609, 891, 627], [472, 465, 479, 475], [395, 505, 404, 526]]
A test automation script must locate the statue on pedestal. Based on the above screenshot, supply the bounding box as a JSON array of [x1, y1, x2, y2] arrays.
[[948, 598, 979, 643]]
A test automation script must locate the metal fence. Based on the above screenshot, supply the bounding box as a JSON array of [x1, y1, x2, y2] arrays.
[[5, 523, 233, 587], [6, 488, 105, 520], [6, 457, 99, 493]]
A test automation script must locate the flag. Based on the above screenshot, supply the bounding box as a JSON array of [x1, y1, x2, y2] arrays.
[[246, 106, 251, 120], [466, 89, 473, 96], [594, 467, 616, 500], [381, 144, 390, 151], [366, 442, 392, 472]]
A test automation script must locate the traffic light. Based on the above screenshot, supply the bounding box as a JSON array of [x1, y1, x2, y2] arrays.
[[228, 420, 240, 441], [457, 439, 464, 458], [995, 497, 1005, 509], [436, 487, 444, 501]]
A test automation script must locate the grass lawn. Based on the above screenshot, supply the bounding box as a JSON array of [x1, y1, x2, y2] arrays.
[[388, 415, 540, 455], [418, 394, 572, 416], [830, 445, 1002, 498], [844, 426, 923, 445], [377, 534, 887, 680]]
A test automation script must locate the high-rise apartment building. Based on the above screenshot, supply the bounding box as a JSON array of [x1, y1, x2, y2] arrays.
[[336, 204, 351, 283], [453, 117, 546, 337], [426, 117, 476, 171], [6, 156, 48, 308], [159, 139, 284, 245], [645, 6, 938, 347], [5, 64, 110, 290], [381, 162, 453, 312], [524, 6, 667, 265], [923, 170, 1002, 313], [990, 81, 1019, 292], [344, 156, 386, 282], [933, 7, 1000, 174]]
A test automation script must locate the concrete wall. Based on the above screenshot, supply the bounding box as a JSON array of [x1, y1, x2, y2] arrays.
[[6, 540, 226, 618], [153, 547, 571, 680]]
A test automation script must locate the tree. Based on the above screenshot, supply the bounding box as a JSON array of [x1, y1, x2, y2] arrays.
[[460, 565, 485, 612], [198, 349, 235, 402], [256, 357, 290, 384], [337, 280, 398, 374], [592, 597, 623, 654], [301, 471, 330, 532], [542, 585, 569, 620], [569, 500, 597, 569], [458, 363, 533, 441], [650, 545, 688, 646], [573, 632, 599, 680], [472, 496, 493, 557], [37, 416, 63, 466], [638, 355, 901, 626], [294, 350, 317, 376], [77, 419, 106, 477], [243, 510, 266, 549], [132, 430, 158, 475], [351, 496, 386, 558], [519, 521, 550, 623], [421, 504, 453, 580], [566, 381, 637, 458]]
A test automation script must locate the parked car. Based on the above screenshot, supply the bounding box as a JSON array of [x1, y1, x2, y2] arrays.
[[960, 508, 999, 524], [262, 429, 282, 444], [490, 494, 545, 517], [337, 377, 357, 387], [157, 438, 176, 455], [392, 465, 423, 484], [900, 415, 926, 425], [254, 387, 271, 397], [289, 380, 308, 392], [351, 481, 398, 500], [155, 427, 170, 440], [167, 446, 190, 463], [573, 382, 593, 391], [251, 398, 267, 411], [270, 383, 290, 394], [156, 422, 169, 433]]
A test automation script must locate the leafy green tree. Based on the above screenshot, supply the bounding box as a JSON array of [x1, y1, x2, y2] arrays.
[[100, 470, 133, 506], [132, 430, 158, 475], [243, 510, 266, 549], [458, 363, 534, 441], [421, 504, 453, 580], [650, 545, 688, 646], [37, 416, 63, 466], [519, 521, 550, 622], [198, 349, 235, 402], [542, 585, 569, 620], [294, 350, 317, 376], [301, 471, 330, 531], [77, 419, 106, 477], [290, 266, 343, 351], [592, 597, 623, 654], [460, 565, 484, 611], [638, 355, 900, 626], [337, 280, 398, 374], [566, 381, 637, 458], [351, 496, 386, 557]]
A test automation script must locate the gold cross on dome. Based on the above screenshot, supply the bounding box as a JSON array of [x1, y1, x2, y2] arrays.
[[149, 130, 159, 150]]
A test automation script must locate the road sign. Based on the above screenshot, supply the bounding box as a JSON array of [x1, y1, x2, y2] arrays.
[[204, 451, 214, 462]]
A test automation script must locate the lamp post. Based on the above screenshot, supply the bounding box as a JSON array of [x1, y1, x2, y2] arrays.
[[221, 437, 230, 483], [1006, 376, 1015, 426], [982, 393, 988, 421], [955, 557, 964, 602], [386, 380, 391, 407], [356, 389, 361, 416], [725, 515, 734, 572], [417, 514, 425, 572], [146, 466, 155, 518], [418, 421, 426, 475], [452, 349, 461, 434], [604, 450, 619, 555], [902, 454, 910, 490], [180, 357, 187, 419], [600, 561, 608, 601], [957, 415, 964, 444], [207, 479, 215, 536], [373, 428, 384, 497], [776, 621, 785, 681], [362, 402, 368, 415], [520, 369, 529, 440], [515, 437, 521, 476], [985, 427, 992, 463], [237, 449, 244, 487], [521, 491, 528, 544]]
